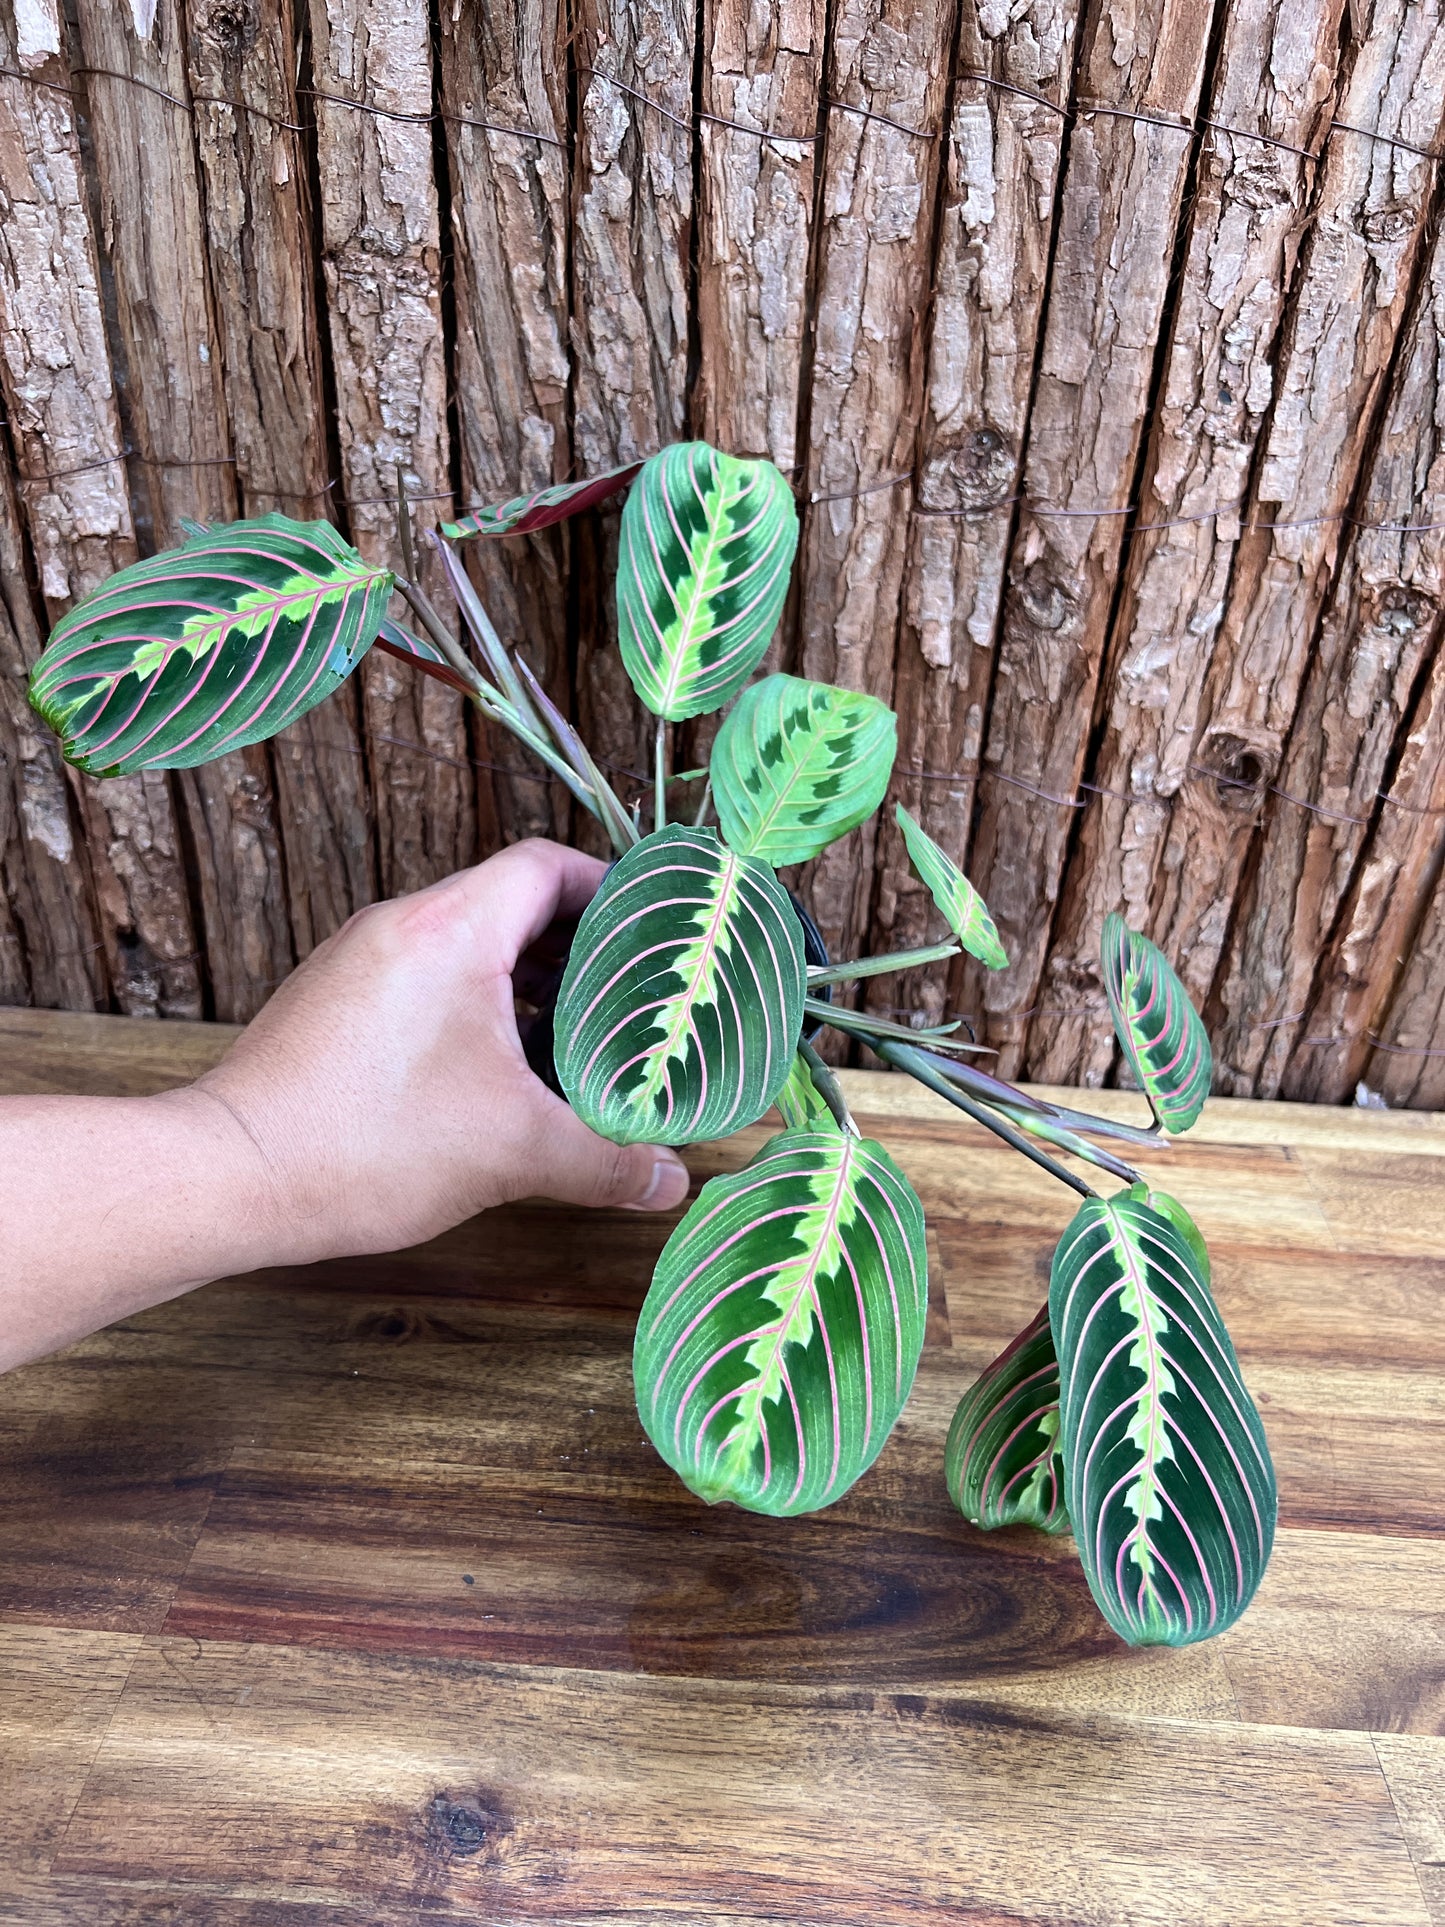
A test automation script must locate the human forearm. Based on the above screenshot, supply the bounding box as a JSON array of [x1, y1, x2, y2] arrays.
[[0, 1084, 300, 1373]]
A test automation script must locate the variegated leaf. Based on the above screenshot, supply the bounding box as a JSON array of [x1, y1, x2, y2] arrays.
[[945, 1304, 1067, 1533], [895, 804, 1007, 969], [635, 1127, 928, 1515], [774, 1052, 839, 1131], [712, 673, 897, 865], [1101, 913, 1212, 1133], [554, 823, 805, 1146], [29, 515, 391, 776], [440, 461, 643, 539], [1050, 1186, 1276, 1647], [617, 442, 798, 720], [373, 615, 472, 693]]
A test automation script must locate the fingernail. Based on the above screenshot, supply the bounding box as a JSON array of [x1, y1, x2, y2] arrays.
[[628, 1148, 690, 1212]]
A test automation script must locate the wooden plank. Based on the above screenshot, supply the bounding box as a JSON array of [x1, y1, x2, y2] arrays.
[[1222, 1530, 1445, 1736], [438, 0, 572, 848], [68, 0, 294, 1023], [1210, 214, 1445, 1094], [1027, 0, 1345, 1085], [0, 1626, 139, 1876], [1373, 1737, 1445, 1926], [0, 1006, 238, 1094], [792, 0, 957, 965], [0, 3, 198, 1019], [1136, 0, 1445, 1030], [186, 0, 377, 963], [871, 0, 1080, 1027], [568, 0, 694, 839], [49, 1637, 1430, 1925], [957, 0, 1221, 1079], [307, 0, 476, 894]]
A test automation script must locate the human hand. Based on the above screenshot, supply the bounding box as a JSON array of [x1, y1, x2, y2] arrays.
[[179, 839, 692, 1266]]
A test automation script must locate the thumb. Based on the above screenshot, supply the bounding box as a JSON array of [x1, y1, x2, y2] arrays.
[[523, 1097, 691, 1213]]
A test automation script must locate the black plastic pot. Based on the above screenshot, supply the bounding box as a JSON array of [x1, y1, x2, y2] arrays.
[[520, 885, 830, 1101]]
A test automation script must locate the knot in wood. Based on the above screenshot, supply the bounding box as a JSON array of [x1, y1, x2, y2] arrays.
[[1197, 731, 1274, 811]]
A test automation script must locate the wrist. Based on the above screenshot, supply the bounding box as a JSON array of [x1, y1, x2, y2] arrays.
[[148, 1082, 331, 1276]]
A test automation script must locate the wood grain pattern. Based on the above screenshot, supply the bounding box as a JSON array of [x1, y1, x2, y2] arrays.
[[957, 0, 1219, 1078], [793, 0, 957, 965], [68, 0, 294, 1023], [439, 0, 572, 847], [1208, 188, 1445, 1094], [0, 432, 103, 1011], [872, 0, 1080, 1028], [1140, 0, 1445, 1016], [186, 0, 378, 962], [568, 0, 694, 827], [1, 1011, 1442, 1920], [307, 0, 475, 896], [1027, 0, 1346, 1086]]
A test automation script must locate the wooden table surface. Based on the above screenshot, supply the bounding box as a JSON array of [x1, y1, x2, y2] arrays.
[[1, 1006, 1442, 1926]]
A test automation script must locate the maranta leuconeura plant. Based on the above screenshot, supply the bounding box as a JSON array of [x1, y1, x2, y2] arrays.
[[29, 440, 1275, 1648]]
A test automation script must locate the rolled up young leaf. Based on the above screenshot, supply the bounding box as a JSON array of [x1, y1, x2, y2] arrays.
[[1049, 1186, 1275, 1647], [554, 823, 805, 1145], [617, 443, 798, 720], [440, 461, 643, 539], [774, 1052, 839, 1131], [635, 1126, 927, 1515], [29, 515, 391, 775], [373, 614, 473, 693], [945, 1304, 1067, 1533], [711, 673, 897, 865], [1101, 913, 1212, 1134], [895, 804, 1007, 969]]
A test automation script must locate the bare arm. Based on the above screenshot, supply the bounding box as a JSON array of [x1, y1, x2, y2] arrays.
[[0, 839, 689, 1374]]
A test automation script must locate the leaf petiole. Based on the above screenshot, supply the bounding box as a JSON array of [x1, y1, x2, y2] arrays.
[[807, 940, 960, 986]]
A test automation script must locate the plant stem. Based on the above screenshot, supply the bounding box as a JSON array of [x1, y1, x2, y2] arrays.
[[807, 940, 960, 986], [906, 1047, 1165, 1147], [693, 773, 713, 828], [798, 1039, 860, 1137], [655, 717, 667, 832], [512, 652, 638, 853], [803, 996, 989, 1055], [396, 465, 417, 588], [878, 1040, 1099, 1199]]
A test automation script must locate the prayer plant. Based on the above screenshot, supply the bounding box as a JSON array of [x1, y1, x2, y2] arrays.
[[28, 440, 1275, 1649]]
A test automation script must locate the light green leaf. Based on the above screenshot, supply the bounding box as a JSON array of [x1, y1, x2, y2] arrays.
[[1101, 913, 1212, 1133], [774, 1051, 839, 1131], [895, 803, 1007, 969], [945, 1304, 1067, 1533], [617, 442, 798, 720], [1050, 1187, 1275, 1647], [635, 1127, 927, 1514], [711, 673, 897, 864], [553, 823, 805, 1146], [29, 515, 391, 776]]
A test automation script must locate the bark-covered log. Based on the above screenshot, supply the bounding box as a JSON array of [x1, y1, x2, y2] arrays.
[[0, 426, 102, 1009], [1359, 831, 1445, 1106], [308, 0, 475, 896], [0, 0, 202, 1017], [955, 0, 1218, 1079], [569, 0, 695, 831], [439, 0, 571, 844], [1212, 214, 1445, 1094], [869, 0, 1080, 1030], [695, 0, 824, 470], [794, 0, 958, 965], [1026, 0, 1345, 1086], [1141, 0, 1445, 1030], [186, 0, 376, 964], [1281, 640, 1445, 1103]]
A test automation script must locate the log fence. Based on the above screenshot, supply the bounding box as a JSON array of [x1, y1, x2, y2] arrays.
[[4, 0, 1445, 1104]]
